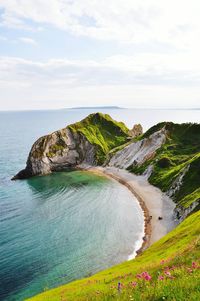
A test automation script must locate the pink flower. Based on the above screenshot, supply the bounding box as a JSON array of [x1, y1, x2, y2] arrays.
[[141, 272, 148, 277], [164, 271, 171, 276], [158, 275, 164, 281], [136, 271, 152, 281], [141, 272, 152, 281], [131, 281, 137, 287], [144, 274, 152, 281], [192, 262, 198, 269], [160, 260, 165, 265]]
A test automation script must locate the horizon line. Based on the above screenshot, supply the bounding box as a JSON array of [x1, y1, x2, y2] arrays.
[[0, 106, 200, 112]]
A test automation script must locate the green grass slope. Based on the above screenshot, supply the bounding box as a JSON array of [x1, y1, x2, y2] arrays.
[[68, 113, 129, 164], [130, 122, 200, 211], [27, 210, 200, 301]]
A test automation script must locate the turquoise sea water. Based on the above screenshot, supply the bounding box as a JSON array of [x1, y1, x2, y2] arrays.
[[0, 108, 199, 300]]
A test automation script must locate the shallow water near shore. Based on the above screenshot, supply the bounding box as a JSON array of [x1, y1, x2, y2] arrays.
[[0, 108, 198, 300], [0, 171, 143, 301]]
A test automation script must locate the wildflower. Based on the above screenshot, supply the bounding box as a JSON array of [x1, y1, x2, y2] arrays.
[[192, 261, 198, 269], [144, 274, 152, 281], [164, 271, 171, 276], [117, 282, 122, 292], [141, 271, 147, 277], [131, 281, 137, 287], [139, 271, 152, 281], [160, 260, 165, 265], [136, 274, 142, 279], [158, 275, 164, 281]]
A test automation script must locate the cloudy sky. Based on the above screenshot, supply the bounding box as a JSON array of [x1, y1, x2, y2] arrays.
[[0, 0, 200, 110]]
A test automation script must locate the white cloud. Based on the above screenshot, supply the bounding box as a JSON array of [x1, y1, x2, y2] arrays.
[[0, 55, 200, 110], [0, 0, 200, 49], [18, 36, 38, 45], [0, 1, 200, 109], [1, 54, 200, 88]]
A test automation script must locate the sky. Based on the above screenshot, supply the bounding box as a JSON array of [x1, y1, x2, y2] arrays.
[[0, 0, 200, 110]]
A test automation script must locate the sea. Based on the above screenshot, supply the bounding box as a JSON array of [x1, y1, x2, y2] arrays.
[[0, 108, 199, 300]]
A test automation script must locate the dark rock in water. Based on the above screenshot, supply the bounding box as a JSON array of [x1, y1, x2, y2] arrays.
[[11, 168, 32, 180]]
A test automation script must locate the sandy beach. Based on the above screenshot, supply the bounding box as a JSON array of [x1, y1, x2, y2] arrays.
[[80, 165, 177, 255]]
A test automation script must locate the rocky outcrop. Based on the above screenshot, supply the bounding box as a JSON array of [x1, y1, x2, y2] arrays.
[[128, 124, 143, 138], [142, 165, 154, 179], [107, 128, 166, 169], [174, 200, 200, 222], [12, 113, 130, 179], [167, 165, 190, 198], [12, 128, 96, 179], [13, 113, 200, 228]]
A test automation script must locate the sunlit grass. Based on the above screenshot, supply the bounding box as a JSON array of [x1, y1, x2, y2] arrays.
[[27, 211, 200, 301]]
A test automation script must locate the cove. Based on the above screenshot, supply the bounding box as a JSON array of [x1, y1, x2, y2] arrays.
[[0, 171, 143, 301]]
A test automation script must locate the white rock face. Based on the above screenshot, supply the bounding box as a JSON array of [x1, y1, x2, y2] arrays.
[[13, 127, 96, 179], [108, 128, 166, 169], [167, 165, 190, 198], [142, 165, 154, 179], [174, 200, 199, 222]]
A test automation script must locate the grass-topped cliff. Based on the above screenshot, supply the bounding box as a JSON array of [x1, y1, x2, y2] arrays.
[[13, 113, 130, 179], [68, 113, 129, 164], [13, 115, 199, 301], [128, 122, 200, 217], [27, 210, 200, 301]]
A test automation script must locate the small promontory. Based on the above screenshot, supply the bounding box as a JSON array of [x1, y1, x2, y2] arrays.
[[12, 113, 129, 179]]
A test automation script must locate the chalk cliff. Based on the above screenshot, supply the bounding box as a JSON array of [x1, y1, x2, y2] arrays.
[[107, 128, 166, 169], [12, 115, 200, 222], [12, 113, 129, 179]]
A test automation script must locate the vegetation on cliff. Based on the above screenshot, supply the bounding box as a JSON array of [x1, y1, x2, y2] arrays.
[[27, 210, 200, 301], [20, 117, 200, 301], [13, 113, 130, 179], [129, 122, 200, 212], [68, 113, 129, 164]]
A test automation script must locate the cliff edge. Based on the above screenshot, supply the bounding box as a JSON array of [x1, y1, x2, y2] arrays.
[[12, 113, 129, 179]]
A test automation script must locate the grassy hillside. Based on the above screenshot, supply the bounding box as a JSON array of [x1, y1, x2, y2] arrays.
[[27, 210, 200, 301], [68, 113, 129, 164], [129, 123, 200, 212], [25, 120, 200, 301]]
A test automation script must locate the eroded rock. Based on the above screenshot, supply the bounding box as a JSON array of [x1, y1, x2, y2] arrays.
[[108, 128, 167, 169], [128, 124, 143, 138]]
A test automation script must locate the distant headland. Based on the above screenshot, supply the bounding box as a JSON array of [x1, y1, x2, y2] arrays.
[[68, 106, 124, 110]]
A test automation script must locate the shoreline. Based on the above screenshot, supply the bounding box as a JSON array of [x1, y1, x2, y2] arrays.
[[101, 170, 151, 255], [81, 167, 151, 256], [78, 165, 176, 258]]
